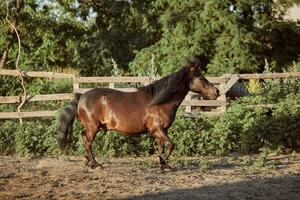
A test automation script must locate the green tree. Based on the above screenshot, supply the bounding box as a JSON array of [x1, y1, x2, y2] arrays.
[[1, 0, 300, 79], [58, 0, 159, 76], [129, 0, 300, 76], [0, 0, 86, 95]]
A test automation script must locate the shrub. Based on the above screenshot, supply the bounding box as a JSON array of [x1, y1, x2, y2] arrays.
[[14, 120, 58, 157], [0, 121, 17, 155]]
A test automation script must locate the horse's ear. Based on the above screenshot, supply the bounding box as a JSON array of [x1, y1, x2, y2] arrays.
[[191, 57, 201, 68], [190, 66, 196, 72], [186, 57, 201, 70]]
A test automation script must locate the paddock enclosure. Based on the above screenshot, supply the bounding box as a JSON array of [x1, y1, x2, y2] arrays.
[[1, 70, 300, 199], [1, 69, 300, 120]]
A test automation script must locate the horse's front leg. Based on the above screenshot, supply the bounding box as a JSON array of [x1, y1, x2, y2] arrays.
[[153, 129, 174, 171], [155, 138, 166, 166]]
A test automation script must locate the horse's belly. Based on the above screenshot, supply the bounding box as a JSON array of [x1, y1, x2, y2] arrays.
[[105, 112, 146, 134]]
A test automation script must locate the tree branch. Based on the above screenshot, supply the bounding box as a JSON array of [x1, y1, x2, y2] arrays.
[[5, 0, 27, 124]]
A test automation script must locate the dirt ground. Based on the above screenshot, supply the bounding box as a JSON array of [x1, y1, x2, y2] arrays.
[[0, 153, 300, 200]]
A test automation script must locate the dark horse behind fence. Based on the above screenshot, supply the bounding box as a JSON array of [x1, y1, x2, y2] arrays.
[[58, 58, 219, 171]]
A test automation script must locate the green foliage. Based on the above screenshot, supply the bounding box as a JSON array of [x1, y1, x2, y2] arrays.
[[198, 159, 213, 172], [0, 121, 17, 155], [266, 93, 300, 149], [2, 1, 300, 77], [257, 78, 300, 103], [214, 78, 300, 153], [14, 120, 58, 157], [129, 0, 300, 76]]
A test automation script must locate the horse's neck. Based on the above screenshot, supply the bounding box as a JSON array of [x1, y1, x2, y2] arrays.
[[170, 86, 190, 108]]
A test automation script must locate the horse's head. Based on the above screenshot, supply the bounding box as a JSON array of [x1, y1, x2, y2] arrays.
[[186, 59, 219, 100]]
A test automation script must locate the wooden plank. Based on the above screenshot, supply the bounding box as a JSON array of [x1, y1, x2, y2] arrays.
[[2, 69, 299, 81], [75, 76, 223, 84], [74, 88, 138, 93], [0, 69, 75, 79], [149, 77, 223, 84], [0, 111, 57, 119], [0, 93, 74, 104], [247, 104, 275, 109], [75, 76, 151, 83], [184, 110, 225, 117], [76, 90, 219, 95], [0, 96, 20, 104], [0, 109, 223, 119], [223, 74, 240, 93], [25, 93, 74, 101], [207, 77, 224, 84], [238, 72, 300, 80], [75, 89, 221, 96], [74, 88, 92, 93], [199, 111, 225, 116], [181, 100, 226, 107]]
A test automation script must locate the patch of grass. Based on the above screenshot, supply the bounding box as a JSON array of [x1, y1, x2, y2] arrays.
[[133, 159, 157, 170], [198, 159, 213, 172]]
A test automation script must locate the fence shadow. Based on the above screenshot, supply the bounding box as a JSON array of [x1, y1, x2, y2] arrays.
[[123, 174, 300, 200]]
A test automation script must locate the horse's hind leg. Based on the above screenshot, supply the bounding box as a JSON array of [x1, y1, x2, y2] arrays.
[[83, 124, 103, 169]]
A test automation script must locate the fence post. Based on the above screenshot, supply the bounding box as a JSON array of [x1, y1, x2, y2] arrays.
[[144, 77, 151, 86], [219, 76, 227, 112], [73, 75, 79, 92], [109, 82, 115, 89], [185, 93, 192, 113]]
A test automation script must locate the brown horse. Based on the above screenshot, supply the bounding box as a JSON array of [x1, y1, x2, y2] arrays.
[[58, 58, 219, 170]]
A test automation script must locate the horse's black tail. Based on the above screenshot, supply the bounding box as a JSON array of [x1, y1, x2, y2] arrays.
[[57, 93, 82, 154]]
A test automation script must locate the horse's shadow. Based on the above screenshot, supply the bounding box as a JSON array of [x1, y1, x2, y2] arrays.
[[122, 175, 300, 200]]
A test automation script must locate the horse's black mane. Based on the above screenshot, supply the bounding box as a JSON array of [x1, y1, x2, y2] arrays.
[[138, 58, 202, 105], [138, 69, 188, 105], [138, 67, 189, 105]]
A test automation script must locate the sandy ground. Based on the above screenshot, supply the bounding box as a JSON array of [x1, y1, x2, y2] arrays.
[[0, 154, 300, 200]]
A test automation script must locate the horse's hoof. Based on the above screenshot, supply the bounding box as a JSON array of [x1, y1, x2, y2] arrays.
[[84, 160, 90, 166], [59, 155, 70, 162], [160, 164, 173, 172], [90, 162, 103, 169], [84, 155, 90, 166]]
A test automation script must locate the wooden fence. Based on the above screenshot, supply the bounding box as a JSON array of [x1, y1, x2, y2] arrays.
[[1, 69, 300, 120]]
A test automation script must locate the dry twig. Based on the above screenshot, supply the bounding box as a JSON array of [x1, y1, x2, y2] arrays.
[[5, 0, 27, 124]]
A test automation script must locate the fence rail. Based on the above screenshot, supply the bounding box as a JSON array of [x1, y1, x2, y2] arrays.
[[237, 72, 300, 80], [0, 111, 57, 119], [0, 69, 75, 79], [0, 93, 73, 104], [1, 69, 300, 120]]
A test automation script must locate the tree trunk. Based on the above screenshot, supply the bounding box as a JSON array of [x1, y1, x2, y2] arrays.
[[0, 40, 12, 69]]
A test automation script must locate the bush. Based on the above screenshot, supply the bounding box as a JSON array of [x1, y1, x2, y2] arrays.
[[0, 119, 58, 157], [267, 93, 300, 149], [14, 120, 58, 157], [0, 121, 17, 155]]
